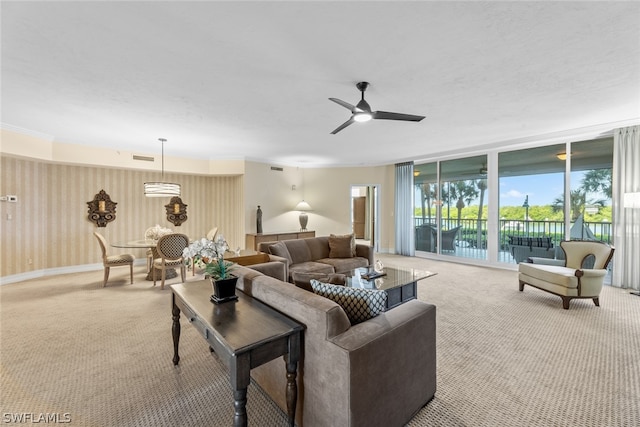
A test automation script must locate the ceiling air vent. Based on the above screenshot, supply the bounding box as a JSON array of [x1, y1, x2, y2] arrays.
[[270, 166, 283, 172], [133, 154, 154, 162]]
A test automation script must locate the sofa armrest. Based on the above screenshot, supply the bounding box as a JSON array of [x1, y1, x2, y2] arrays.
[[330, 300, 437, 425], [355, 243, 374, 266], [528, 257, 564, 266], [249, 261, 287, 282]]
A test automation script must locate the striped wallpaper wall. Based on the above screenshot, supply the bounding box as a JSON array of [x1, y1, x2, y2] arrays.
[[1, 155, 244, 277]]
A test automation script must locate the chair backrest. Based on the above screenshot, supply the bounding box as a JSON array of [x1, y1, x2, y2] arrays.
[[156, 233, 190, 261], [560, 240, 614, 270], [93, 232, 108, 262], [206, 227, 218, 241]]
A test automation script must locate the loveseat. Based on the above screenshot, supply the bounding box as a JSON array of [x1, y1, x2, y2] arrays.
[[232, 263, 437, 426], [258, 235, 374, 282], [508, 235, 556, 263]]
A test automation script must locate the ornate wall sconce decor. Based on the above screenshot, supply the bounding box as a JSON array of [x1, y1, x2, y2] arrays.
[[87, 189, 117, 227], [165, 196, 187, 226]]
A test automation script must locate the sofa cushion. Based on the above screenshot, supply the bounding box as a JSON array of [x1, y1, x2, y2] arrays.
[[518, 263, 579, 288], [329, 233, 356, 258], [283, 239, 313, 264], [317, 257, 369, 274], [291, 271, 346, 292], [268, 241, 292, 264], [289, 261, 335, 279], [310, 279, 387, 325], [509, 236, 553, 249]]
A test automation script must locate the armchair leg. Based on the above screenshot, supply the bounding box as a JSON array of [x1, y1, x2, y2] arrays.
[[561, 296, 570, 310], [130, 264, 134, 284], [592, 297, 600, 307], [518, 280, 525, 292], [103, 267, 110, 287]]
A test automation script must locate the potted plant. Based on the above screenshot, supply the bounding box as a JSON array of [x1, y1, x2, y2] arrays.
[[183, 235, 238, 303]]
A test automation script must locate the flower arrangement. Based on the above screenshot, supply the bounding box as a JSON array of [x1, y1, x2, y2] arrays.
[[145, 224, 173, 241], [182, 235, 235, 280]]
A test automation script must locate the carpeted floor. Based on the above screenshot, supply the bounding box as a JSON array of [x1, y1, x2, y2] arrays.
[[1, 254, 638, 426]]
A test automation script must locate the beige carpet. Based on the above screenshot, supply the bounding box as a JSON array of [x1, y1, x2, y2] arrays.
[[1, 255, 638, 426]]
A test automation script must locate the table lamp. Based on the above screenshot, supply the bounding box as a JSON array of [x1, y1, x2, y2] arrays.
[[295, 200, 312, 231]]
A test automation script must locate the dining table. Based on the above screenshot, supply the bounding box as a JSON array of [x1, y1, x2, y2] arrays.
[[111, 239, 178, 281]]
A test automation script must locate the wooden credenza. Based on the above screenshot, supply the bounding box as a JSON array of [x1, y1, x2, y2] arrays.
[[245, 231, 315, 250]]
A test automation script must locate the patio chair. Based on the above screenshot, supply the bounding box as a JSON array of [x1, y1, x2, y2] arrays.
[[415, 224, 436, 252], [153, 233, 189, 290], [440, 226, 461, 251], [93, 232, 135, 287], [518, 240, 614, 309]]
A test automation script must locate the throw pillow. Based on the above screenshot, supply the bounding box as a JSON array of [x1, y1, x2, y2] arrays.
[[269, 241, 292, 264], [310, 279, 387, 325], [328, 233, 356, 258], [291, 272, 346, 292]]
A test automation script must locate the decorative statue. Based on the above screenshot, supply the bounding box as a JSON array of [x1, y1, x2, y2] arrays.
[[256, 205, 263, 234]]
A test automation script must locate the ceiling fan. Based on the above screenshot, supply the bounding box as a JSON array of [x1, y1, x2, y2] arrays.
[[328, 81, 425, 134]]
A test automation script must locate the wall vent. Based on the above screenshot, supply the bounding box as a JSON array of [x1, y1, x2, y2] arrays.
[[270, 166, 283, 172], [133, 155, 155, 162]]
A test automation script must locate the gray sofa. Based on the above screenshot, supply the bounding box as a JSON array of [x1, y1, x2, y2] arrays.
[[508, 235, 556, 263], [258, 236, 374, 282], [232, 262, 437, 427]]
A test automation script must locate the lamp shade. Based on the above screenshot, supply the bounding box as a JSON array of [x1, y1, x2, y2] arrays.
[[295, 200, 312, 211], [144, 182, 181, 197], [623, 192, 640, 209]]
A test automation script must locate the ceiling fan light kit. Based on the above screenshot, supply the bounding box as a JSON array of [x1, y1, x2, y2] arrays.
[[329, 81, 425, 134]]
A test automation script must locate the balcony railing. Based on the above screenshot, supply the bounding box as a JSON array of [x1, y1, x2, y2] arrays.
[[414, 217, 612, 262]]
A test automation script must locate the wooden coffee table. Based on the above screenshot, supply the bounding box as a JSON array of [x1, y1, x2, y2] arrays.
[[342, 266, 436, 310]]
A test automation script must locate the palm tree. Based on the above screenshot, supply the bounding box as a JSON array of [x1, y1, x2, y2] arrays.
[[552, 189, 604, 221], [581, 169, 612, 199], [421, 182, 436, 223], [475, 179, 487, 248], [448, 181, 479, 227]]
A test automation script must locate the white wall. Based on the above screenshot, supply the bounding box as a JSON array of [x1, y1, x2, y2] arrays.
[[243, 162, 397, 252]]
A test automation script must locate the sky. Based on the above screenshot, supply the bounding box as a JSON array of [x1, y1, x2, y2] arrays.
[[500, 174, 566, 207], [415, 170, 611, 208]]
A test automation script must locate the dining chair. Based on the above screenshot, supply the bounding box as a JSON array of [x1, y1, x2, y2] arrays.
[[206, 227, 218, 241], [93, 231, 135, 287], [153, 233, 189, 290]]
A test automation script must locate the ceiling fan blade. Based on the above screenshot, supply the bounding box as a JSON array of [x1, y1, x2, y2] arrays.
[[329, 98, 356, 112], [373, 111, 425, 122], [330, 118, 355, 134]]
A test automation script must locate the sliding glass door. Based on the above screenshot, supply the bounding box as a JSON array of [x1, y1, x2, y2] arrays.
[[412, 137, 612, 266]]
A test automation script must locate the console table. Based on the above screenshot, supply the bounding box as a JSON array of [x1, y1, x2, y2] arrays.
[[245, 230, 315, 250], [171, 280, 304, 427]]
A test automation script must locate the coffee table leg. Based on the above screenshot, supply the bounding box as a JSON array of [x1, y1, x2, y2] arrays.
[[172, 297, 181, 366]]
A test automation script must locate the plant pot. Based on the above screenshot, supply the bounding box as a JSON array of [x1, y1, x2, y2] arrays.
[[210, 275, 238, 304]]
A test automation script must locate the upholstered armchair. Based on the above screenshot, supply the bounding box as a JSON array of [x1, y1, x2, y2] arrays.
[[518, 240, 614, 309]]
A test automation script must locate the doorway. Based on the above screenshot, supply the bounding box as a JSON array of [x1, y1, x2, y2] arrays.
[[351, 185, 379, 251]]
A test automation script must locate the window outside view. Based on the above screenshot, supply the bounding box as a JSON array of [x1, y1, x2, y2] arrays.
[[414, 138, 613, 264]]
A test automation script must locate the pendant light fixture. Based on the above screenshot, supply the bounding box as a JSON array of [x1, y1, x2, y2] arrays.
[[144, 138, 181, 197]]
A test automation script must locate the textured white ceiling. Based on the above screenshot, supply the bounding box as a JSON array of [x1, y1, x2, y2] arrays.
[[2, 1, 639, 167]]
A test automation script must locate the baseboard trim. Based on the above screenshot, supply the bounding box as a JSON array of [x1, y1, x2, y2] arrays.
[[0, 259, 147, 285]]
